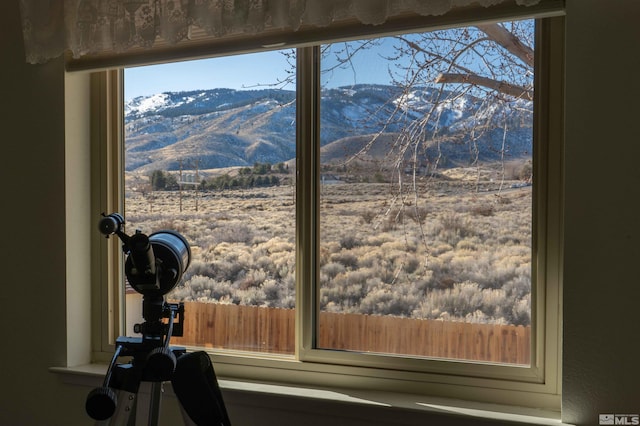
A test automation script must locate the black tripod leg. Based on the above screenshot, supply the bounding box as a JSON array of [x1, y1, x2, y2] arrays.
[[171, 351, 232, 426]]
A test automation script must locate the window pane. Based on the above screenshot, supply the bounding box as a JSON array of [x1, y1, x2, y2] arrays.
[[123, 51, 296, 354], [318, 22, 534, 365]]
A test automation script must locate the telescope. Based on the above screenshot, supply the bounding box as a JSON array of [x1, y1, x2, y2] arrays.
[[98, 212, 190, 296], [86, 213, 231, 425]]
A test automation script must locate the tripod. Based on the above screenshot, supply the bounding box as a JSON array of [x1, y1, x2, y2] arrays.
[[86, 299, 232, 425], [91, 213, 230, 424]]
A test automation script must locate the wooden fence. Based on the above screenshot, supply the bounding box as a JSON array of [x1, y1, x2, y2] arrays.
[[172, 301, 530, 365]]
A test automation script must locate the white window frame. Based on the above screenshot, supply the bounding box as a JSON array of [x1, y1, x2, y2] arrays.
[[90, 16, 564, 410]]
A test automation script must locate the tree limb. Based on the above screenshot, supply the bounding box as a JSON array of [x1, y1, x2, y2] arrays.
[[394, 35, 478, 76], [474, 23, 534, 68], [435, 73, 533, 100]]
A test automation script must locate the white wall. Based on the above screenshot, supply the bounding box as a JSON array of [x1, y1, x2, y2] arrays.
[[1, 0, 639, 425]]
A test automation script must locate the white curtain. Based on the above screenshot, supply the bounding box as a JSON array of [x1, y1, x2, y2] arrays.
[[19, 0, 542, 64]]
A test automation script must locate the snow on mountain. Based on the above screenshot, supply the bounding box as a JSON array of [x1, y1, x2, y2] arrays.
[[124, 85, 532, 173], [125, 93, 171, 116]]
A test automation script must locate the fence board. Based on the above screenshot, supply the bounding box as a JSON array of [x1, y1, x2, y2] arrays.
[[171, 302, 530, 364]]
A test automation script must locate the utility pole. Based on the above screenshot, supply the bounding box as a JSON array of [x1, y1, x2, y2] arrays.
[[179, 158, 183, 212], [195, 158, 199, 212]]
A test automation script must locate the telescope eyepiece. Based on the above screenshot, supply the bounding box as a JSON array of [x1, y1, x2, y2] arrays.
[[99, 213, 125, 236]]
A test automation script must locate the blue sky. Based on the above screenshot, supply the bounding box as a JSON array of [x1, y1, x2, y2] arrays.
[[123, 24, 534, 102], [124, 40, 398, 101], [124, 50, 294, 100]]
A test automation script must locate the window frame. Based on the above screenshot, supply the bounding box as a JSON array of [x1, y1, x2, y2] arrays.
[[91, 16, 564, 410], [91, 69, 126, 360]]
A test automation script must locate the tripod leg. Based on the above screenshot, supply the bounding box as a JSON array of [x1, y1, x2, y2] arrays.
[[172, 351, 232, 426], [178, 404, 198, 426], [147, 382, 163, 426], [132, 382, 164, 426], [93, 389, 136, 426]]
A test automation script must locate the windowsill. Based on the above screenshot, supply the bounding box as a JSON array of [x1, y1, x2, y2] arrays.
[[52, 364, 571, 425]]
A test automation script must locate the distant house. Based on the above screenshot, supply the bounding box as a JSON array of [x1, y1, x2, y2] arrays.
[[321, 174, 342, 185]]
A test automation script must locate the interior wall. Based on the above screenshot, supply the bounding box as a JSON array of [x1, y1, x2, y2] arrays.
[[0, 2, 88, 425], [1, 0, 640, 425], [562, 0, 640, 423]]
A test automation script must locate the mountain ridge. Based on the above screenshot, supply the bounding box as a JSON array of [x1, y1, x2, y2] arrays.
[[125, 84, 532, 174]]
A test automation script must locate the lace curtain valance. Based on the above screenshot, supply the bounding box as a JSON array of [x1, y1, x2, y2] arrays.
[[19, 0, 542, 65]]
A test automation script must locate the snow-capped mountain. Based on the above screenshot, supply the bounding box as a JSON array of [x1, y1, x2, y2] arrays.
[[124, 84, 532, 173]]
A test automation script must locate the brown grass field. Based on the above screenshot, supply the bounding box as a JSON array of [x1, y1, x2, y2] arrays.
[[125, 165, 532, 327]]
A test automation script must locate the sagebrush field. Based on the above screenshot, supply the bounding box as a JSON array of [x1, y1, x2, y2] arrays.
[[125, 164, 532, 326]]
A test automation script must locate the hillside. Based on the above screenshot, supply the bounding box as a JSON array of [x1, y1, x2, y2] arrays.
[[125, 84, 532, 173]]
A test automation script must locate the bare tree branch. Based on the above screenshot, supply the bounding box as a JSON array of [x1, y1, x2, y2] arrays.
[[435, 72, 533, 100], [474, 23, 534, 68], [394, 35, 478, 76]]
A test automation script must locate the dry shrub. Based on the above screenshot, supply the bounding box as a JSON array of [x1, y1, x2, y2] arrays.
[[330, 251, 359, 269], [321, 262, 346, 279], [360, 288, 419, 317], [471, 204, 494, 217], [127, 174, 532, 325], [340, 235, 362, 249], [359, 210, 377, 224], [215, 222, 254, 244], [404, 205, 430, 224]]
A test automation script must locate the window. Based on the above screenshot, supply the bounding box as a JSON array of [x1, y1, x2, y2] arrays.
[[316, 27, 535, 365], [122, 50, 297, 354], [96, 16, 563, 409]]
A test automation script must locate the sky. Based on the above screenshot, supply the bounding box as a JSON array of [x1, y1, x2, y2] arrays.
[[123, 23, 534, 102], [124, 40, 399, 101], [125, 50, 294, 100]]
